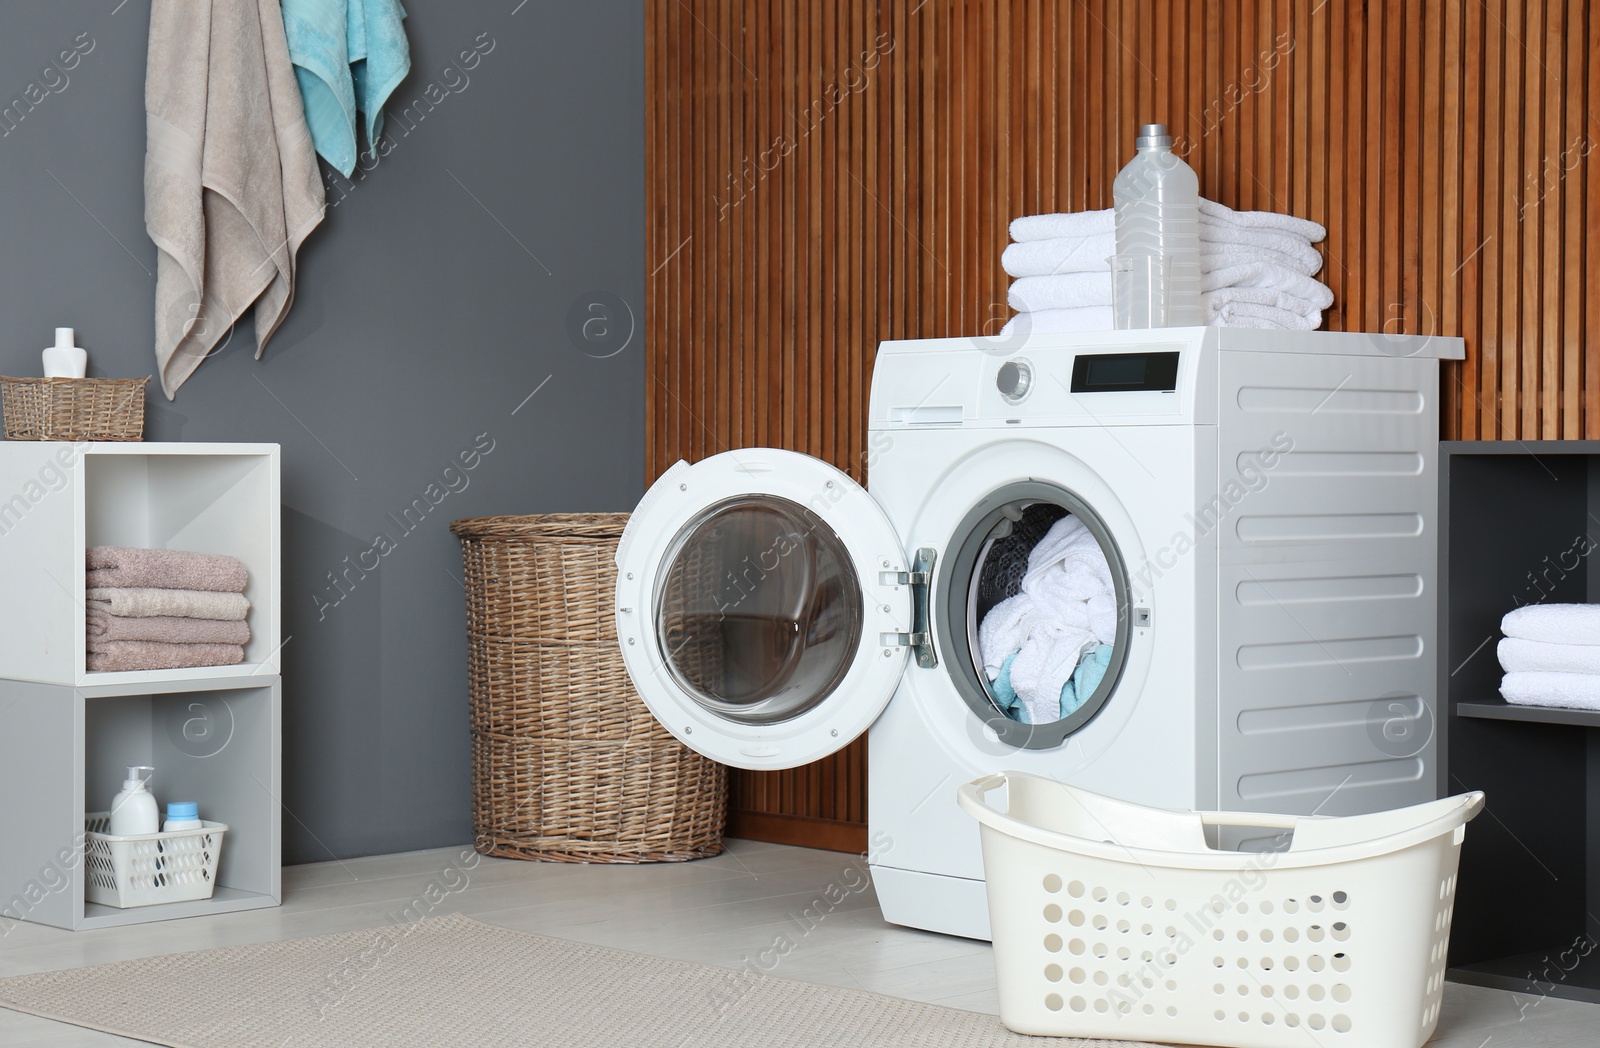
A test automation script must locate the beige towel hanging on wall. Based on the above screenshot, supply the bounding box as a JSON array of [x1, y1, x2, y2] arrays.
[[145, 0, 325, 399]]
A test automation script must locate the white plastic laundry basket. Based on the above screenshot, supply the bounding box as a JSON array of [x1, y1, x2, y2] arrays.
[[83, 814, 227, 909], [958, 773, 1483, 1048]]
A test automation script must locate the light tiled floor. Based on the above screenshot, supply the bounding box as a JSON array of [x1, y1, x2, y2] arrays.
[[0, 839, 1594, 1045]]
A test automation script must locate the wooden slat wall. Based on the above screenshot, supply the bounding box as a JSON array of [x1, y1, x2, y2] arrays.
[[645, 0, 1598, 851]]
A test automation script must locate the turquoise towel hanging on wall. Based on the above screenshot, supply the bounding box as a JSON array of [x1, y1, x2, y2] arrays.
[[281, 0, 411, 176]]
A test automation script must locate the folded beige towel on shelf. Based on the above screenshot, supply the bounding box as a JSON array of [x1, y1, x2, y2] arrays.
[[87, 641, 245, 673], [145, 0, 326, 398], [87, 546, 247, 593], [87, 588, 251, 621], [87, 608, 251, 645]]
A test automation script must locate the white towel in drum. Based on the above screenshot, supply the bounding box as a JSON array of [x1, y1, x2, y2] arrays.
[[1498, 637, 1600, 675], [1499, 671, 1600, 711], [978, 516, 1117, 725], [1501, 603, 1600, 645]]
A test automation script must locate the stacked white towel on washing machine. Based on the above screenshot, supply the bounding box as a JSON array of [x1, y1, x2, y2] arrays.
[[1498, 604, 1600, 711], [978, 515, 1117, 725], [998, 199, 1333, 336]]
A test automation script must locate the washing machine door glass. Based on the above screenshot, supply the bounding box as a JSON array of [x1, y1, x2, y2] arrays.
[[657, 496, 861, 722], [615, 449, 913, 771]]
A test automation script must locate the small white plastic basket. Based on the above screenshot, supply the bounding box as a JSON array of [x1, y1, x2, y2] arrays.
[[958, 773, 1484, 1048], [83, 814, 228, 909]]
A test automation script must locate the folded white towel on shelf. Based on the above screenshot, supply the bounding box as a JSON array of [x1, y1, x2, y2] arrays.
[[1001, 237, 1319, 280], [1199, 220, 1325, 273], [1201, 261, 1334, 309], [1009, 209, 1115, 243], [1498, 637, 1600, 675], [1501, 603, 1600, 645], [978, 516, 1117, 726], [1012, 201, 1327, 245], [1002, 200, 1331, 331], [1203, 285, 1324, 315], [1199, 197, 1327, 242], [998, 306, 1115, 337], [1008, 273, 1115, 312], [1499, 670, 1600, 711], [1207, 310, 1310, 331], [1202, 242, 1324, 278], [1001, 235, 1117, 278], [1210, 300, 1322, 331]]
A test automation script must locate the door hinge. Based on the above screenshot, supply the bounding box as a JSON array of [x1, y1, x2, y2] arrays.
[[880, 547, 937, 669]]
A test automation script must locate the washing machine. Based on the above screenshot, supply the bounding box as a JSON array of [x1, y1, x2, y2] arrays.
[[614, 327, 1464, 940]]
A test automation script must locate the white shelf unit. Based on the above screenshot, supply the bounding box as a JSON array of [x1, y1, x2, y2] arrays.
[[0, 442, 282, 930], [0, 442, 281, 687]]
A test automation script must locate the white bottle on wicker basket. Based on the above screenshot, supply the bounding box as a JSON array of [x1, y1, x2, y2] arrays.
[[42, 327, 88, 378]]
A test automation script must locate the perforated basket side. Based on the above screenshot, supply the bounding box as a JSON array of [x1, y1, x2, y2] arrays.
[[82, 816, 226, 908], [962, 775, 1479, 1048]]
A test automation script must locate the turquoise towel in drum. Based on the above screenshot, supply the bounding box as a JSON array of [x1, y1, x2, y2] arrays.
[[992, 643, 1114, 724], [281, 0, 410, 175], [1066, 643, 1113, 715]]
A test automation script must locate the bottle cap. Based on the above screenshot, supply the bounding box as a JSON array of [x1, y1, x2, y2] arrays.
[[167, 802, 199, 820], [1135, 123, 1173, 149], [55, 328, 76, 349]]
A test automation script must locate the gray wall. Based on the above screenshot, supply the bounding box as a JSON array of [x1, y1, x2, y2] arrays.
[[0, 2, 646, 863]]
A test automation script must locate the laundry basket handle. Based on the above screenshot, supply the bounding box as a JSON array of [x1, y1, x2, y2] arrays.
[[1196, 811, 1301, 831]]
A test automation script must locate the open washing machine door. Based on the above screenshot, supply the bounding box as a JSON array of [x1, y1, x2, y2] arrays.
[[614, 449, 917, 771]]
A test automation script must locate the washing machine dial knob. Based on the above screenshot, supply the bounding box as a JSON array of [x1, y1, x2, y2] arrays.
[[997, 359, 1033, 402]]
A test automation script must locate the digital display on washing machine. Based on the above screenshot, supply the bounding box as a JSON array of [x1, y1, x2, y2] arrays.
[[1070, 351, 1180, 393]]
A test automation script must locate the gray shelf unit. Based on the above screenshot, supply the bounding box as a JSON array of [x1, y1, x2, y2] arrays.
[[0, 675, 281, 930], [1439, 440, 1600, 1004]]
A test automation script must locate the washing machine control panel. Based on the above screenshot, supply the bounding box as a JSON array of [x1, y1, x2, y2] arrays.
[[996, 359, 1033, 402], [1069, 350, 1181, 393]]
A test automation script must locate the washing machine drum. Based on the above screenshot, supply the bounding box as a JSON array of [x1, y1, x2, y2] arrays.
[[936, 482, 1133, 751], [655, 495, 864, 724], [972, 502, 1069, 622]]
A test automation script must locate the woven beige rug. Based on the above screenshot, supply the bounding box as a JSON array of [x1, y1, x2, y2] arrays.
[[0, 914, 1163, 1047]]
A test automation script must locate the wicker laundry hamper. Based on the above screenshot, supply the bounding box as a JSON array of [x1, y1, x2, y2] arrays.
[[451, 513, 727, 863]]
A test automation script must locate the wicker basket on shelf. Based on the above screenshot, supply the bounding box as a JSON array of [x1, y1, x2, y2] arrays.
[[451, 512, 727, 863], [0, 377, 148, 441]]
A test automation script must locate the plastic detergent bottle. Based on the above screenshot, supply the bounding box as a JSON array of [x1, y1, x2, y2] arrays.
[[109, 766, 159, 836], [1112, 123, 1203, 326], [42, 327, 88, 378], [164, 802, 202, 832]]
